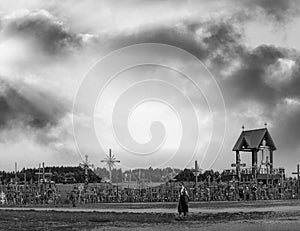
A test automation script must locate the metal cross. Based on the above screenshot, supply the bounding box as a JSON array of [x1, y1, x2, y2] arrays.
[[101, 149, 120, 182], [79, 155, 94, 187]]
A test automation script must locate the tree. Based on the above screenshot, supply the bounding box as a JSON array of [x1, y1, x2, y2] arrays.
[[175, 169, 195, 182]]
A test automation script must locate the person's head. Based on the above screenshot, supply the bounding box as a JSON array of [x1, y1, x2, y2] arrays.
[[179, 182, 184, 187]]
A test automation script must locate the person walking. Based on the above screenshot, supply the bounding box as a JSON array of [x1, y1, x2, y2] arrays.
[[178, 182, 189, 216]]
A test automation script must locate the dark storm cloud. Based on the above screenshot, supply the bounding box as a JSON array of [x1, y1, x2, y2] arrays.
[[285, 58, 300, 96], [224, 45, 285, 109], [0, 79, 69, 130], [274, 107, 300, 149], [1, 10, 82, 55], [221, 43, 300, 122], [109, 19, 244, 64], [106, 16, 299, 112]]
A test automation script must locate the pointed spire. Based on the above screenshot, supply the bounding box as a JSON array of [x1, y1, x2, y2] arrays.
[[242, 125, 245, 131]]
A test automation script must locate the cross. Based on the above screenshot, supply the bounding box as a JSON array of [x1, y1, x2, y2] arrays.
[[14, 162, 18, 184], [191, 160, 202, 186], [35, 163, 53, 184], [231, 162, 246, 168], [231, 154, 246, 183], [292, 164, 300, 197], [79, 155, 94, 187], [101, 149, 120, 183]]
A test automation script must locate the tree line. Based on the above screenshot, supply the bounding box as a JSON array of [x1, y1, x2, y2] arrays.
[[0, 166, 101, 184], [0, 166, 224, 184]]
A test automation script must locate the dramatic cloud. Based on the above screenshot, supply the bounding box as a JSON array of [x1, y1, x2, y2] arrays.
[[0, 78, 68, 129], [242, 0, 300, 22], [0, 77, 76, 170], [0, 9, 82, 55]]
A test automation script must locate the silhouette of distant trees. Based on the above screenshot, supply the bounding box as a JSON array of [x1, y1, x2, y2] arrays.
[[175, 169, 195, 181], [0, 166, 226, 184], [174, 169, 222, 182], [0, 166, 101, 184]]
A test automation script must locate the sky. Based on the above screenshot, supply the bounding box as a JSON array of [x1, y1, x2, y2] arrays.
[[0, 0, 300, 175]]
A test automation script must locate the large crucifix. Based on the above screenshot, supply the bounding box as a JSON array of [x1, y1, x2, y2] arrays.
[[79, 155, 94, 188], [101, 149, 120, 183], [292, 164, 300, 197]]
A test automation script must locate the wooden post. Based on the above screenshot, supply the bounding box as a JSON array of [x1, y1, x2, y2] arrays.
[[192, 160, 201, 190], [270, 150, 273, 172], [236, 151, 240, 181], [231, 151, 246, 184], [14, 162, 18, 184], [292, 164, 300, 198], [207, 175, 211, 201], [24, 171, 26, 186], [195, 160, 198, 186], [252, 150, 257, 172], [42, 162, 45, 183], [37, 163, 41, 186], [109, 149, 112, 181]]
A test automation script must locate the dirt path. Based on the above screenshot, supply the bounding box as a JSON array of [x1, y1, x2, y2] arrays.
[[1, 200, 300, 230], [1, 200, 300, 214]]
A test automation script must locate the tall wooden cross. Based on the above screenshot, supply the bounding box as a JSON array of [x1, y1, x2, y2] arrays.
[[79, 155, 94, 187], [101, 149, 120, 182], [192, 160, 202, 186], [292, 164, 300, 197]]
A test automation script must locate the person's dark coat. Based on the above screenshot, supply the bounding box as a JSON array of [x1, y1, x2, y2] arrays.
[[178, 187, 189, 214]]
